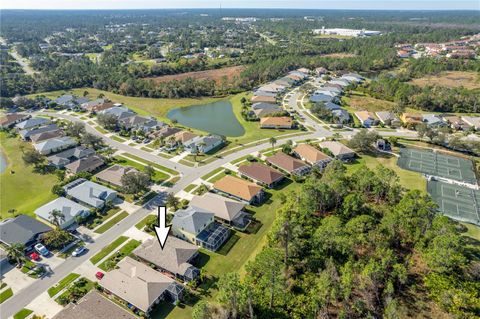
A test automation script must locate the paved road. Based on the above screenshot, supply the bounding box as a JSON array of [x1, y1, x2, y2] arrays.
[[2, 90, 419, 318], [10, 49, 37, 76]]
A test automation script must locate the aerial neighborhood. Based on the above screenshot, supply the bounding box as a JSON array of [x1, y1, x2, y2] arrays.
[[1, 7, 479, 319]]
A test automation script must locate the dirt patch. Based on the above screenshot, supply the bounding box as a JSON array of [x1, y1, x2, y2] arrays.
[[320, 53, 356, 58], [410, 71, 480, 90], [148, 65, 245, 85]]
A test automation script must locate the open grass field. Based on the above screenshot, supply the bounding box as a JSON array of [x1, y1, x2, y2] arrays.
[[0, 132, 58, 220], [13, 308, 33, 319], [148, 65, 245, 85], [162, 179, 301, 319], [345, 153, 427, 192], [320, 52, 357, 58], [90, 236, 128, 264], [28, 88, 223, 120], [409, 71, 480, 90], [94, 211, 128, 234], [342, 92, 395, 112], [47, 273, 80, 297]]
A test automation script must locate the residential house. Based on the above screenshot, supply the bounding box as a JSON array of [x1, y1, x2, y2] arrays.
[[0, 113, 31, 128], [183, 135, 224, 154], [15, 117, 51, 130], [119, 115, 164, 132], [318, 102, 341, 111], [0, 215, 52, 248], [375, 111, 401, 127], [172, 207, 230, 251], [238, 163, 284, 188], [253, 105, 283, 118], [47, 146, 95, 168], [19, 124, 59, 140], [52, 291, 137, 319], [310, 93, 335, 103], [293, 144, 332, 169], [190, 193, 249, 229], [81, 99, 107, 111], [274, 76, 295, 87], [251, 95, 277, 104], [322, 86, 343, 94], [64, 178, 117, 209], [332, 109, 350, 123], [319, 141, 356, 161], [34, 136, 77, 155], [401, 113, 423, 126], [148, 126, 181, 140], [252, 90, 277, 98], [55, 95, 89, 109], [252, 102, 278, 110], [133, 237, 200, 282], [95, 164, 138, 188], [443, 116, 469, 130], [355, 111, 378, 127], [461, 116, 480, 130], [174, 131, 198, 144], [422, 114, 447, 127], [99, 257, 184, 315], [314, 89, 340, 98], [65, 155, 104, 174], [100, 106, 135, 121], [257, 83, 286, 93], [30, 130, 63, 143], [329, 78, 350, 87], [315, 67, 327, 75], [260, 117, 293, 129], [213, 175, 264, 204], [84, 100, 115, 113], [341, 73, 364, 83], [35, 197, 90, 229], [266, 152, 311, 176]]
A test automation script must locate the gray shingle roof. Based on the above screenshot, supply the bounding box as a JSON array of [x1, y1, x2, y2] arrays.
[[35, 197, 90, 227], [33, 136, 76, 154], [0, 215, 52, 246], [172, 207, 214, 236], [19, 124, 59, 140], [64, 179, 116, 208], [15, 117, 51, 130]]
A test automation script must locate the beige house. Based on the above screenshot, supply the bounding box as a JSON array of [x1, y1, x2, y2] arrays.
[[293, 144, 332, 169]]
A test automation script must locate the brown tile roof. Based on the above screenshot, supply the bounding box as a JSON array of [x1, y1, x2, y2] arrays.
[[293, 144, 331, 163], [266, 152, 308, 173], [174, 131, 198, 143], [94, 164, 138, 187], [238, 163, 284, 185], [213, 175, 263, 202], [65, 155, 104, 174], [53, 291, 136, 319], [251, 95, 276, 104], [0, 113, 29, 127], [92, 101, 115, 112], [354, 111, 376, 122], [29, 130, 63, 143], [260, 117, 293, 127]]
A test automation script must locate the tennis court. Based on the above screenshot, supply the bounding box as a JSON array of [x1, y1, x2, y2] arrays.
[[427, 180, 480, 226], [397, 148, 477, 184]]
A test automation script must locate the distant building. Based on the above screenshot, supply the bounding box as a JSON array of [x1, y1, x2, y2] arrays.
[[313, 27, 381, 37]]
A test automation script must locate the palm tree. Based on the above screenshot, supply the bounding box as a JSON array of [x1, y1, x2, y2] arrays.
[[49, 209, 65, 228], [6, 243, 26, 267], [269, 137, 277, 151]]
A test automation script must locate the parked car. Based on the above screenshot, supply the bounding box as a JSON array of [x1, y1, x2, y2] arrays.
[[95, 271, 104, 280], [72, 246, 86, 257], [34, 243, 50, 257], [29, 252, 40, 261], [143, 138, 151, 144]]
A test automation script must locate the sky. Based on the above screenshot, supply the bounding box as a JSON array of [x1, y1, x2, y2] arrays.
[[1, 0, 479, 10]]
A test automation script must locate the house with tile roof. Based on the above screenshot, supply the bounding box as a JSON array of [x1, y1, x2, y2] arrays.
[[99, 257, 184, 315], [133, 237, 200, 282], [293, 144, 332, 169], [65, 155, 104, 174], [319, 141, 356, 161], [213, 175, 265, 204], [94, 164, 138, 188], [238, 162, 285, 188], [375, 111, 401, 127], [29, 130, 63, 143], [354, 111, 378, 127], [260, 117, 293, 129], [251, 95, 277, 104], [0, 113, 31, 128], [266, 152, 311, 176]]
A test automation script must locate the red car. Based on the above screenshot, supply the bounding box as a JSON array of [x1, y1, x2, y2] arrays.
[[95, 271, 104, 280], [30, 252, 40, 261]]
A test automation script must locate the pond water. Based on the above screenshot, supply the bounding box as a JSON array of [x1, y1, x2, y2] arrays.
[[167, 100, 245, 137], [0, 151, 6, 174]]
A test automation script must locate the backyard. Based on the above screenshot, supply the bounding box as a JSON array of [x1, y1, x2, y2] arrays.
[[0, 132, 57, 220]]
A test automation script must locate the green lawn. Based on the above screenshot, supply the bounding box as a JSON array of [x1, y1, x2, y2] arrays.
[[135, 214, 156, 230], [164, 179, 302, 319], [200, 167, 224, 180], [183, 184, 197, 193], [114, 156, 169, 182], [98, 239, 141, 271], [94, 211, 128, 234], [48, 273, 80, 297], [13, 308, 33, 319], [461, 223, 480, 241], [0, 288, 13, 303], [344, 153, 426, 192], [119, 154, 178, 176], [110, 135, 127, 142], [55, 277, 95, 305], [86, 207, 121, 230], [28, 88, 222, 121], [90, 236, 128, 265], [0, 132, 57, 220]]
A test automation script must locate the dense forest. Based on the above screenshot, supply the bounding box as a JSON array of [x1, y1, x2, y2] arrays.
[[195, 162, 480, 319], [1, 9, 479, 112]]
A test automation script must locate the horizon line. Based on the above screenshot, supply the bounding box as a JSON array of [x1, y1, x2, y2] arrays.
[[1, 7, 479, 11]]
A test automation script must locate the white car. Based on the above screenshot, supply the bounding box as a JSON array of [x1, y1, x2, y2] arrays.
[[34, 243, 50, 257], [72, 246, 86, 257]]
